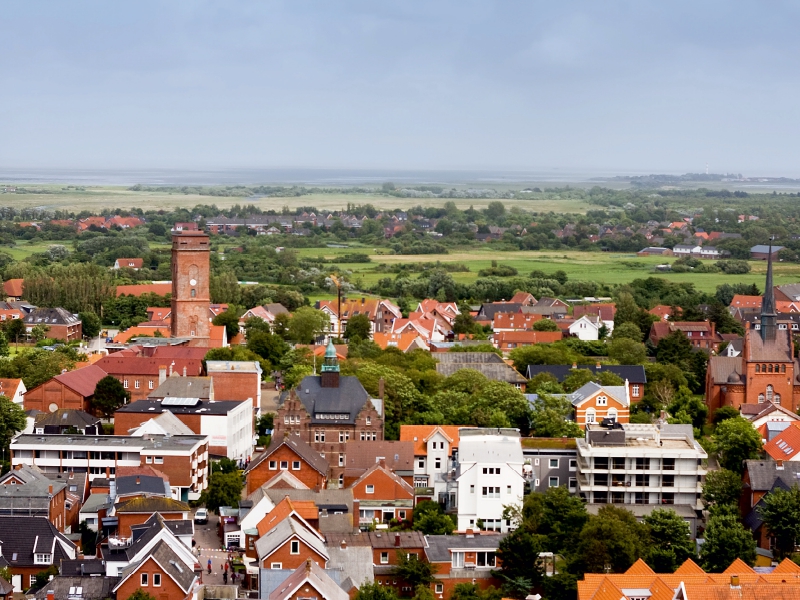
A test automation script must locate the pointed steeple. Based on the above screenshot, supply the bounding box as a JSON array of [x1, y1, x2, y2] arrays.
[[320, 339, 340, 388], [761, 237, 777, 342]]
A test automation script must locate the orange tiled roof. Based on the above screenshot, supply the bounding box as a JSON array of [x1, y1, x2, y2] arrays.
[[625, 558, 656, 575], [765, 422, 800, 461], [373, 332, 426, 351], [113, 326, 171, 343], [673, 558, 706, 575], [115, 283, 172, 297], [256, 496, 318, 537], [3, 279, 24, 298], [399, 425, 473, 455]]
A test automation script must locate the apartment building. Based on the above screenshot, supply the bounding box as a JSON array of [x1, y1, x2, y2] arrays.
[[399, 425, 471, 503], [522, 437, 578, 494], [575, 422, 706, 512], [450, 428, 525, 533], [10, 434, 209, 502]]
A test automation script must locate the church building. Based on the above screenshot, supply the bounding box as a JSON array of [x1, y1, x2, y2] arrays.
[[706, 244, 800, 414]]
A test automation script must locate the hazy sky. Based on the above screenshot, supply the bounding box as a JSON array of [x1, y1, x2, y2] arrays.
[[3, 1, 799, 175]]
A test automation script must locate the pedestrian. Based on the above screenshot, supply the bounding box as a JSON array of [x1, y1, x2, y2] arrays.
[[207, 559, 212, 575], [224, 562, 229, 573], [223, 571, 228, 584]]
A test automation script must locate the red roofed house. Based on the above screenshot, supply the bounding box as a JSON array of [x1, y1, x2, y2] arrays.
[[494, 330, 562, 350], [23, 364, 108, 413], [649, 320, 722, 351], [0, 378, 26, 405], [2, 278, 24, 301], [573, 303, 616, 327], [372, 332, 429, 352], [113, 325, 172, 344], [492, 313, 542, 332], [105, 215, 145, 229], [95, 355, 204, 402], [730, 295, 763, 309], [765, 422, 800, 462], [115, 283, 172, 297], [399, 425, 473, 498], [509, 292, 537, 306], [740, 402, 800, 442], [269, 559, 349, 600], [648, 305, 673, 321], [113, 258, 144, 270], [350, 460, 414, 529]]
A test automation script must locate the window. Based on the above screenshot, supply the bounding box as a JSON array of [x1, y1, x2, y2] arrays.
[[596, 395, 607, 406], [134, 380, 140, 389], [635, 457, 647, 470], [607, 408, 618, 421], [148, 380, 154, 389], [482, 486, 500, 498], [34, 553, 51, 565], [569, 459, 577, 470], [339, 454, 345, 467], [586, 408, 596, 424], [339, 431, 345, 443], [635, 474, 647, 487], [153, 573, 161, 587], [594, 473, 608, 485], [662, 493, 674, 505], [549, 458, 558, 468], [767, 385, 774, 402], [366, 485, 375, 494], [662, 475, 674, 487], [775, 394, 782, 405], [569, 477, 577, 489], [435, 458, 441, 469], [756, 364, 761, 373], [271, 563, 282, 569], [594, 457, 609, 470], [612, 457, 625, 470], [290, 540, 300, 554], [482, 467, 500, 474], [315, 431, 325, 442], [452, 552, 464, 568], [594, 491, 608, 503], [339, 474, 344, 487], [758, 393, 765, 403], [154, 456, 163, 464], [191, 289, 196, 298], [476, 552, 497, 567], [436, 584, 444, 594], [549, 476, 559, 488], [366, 417, 371, 425], [418, 458, 424, 469], [470, 485, 475, 494], [662, 458, 675, 471], [30, 575, 37, 588], [632, 384, 640, 397], [381, 552, 389, 564], [281, 460, 289, 470], [399, 510, 406, 519], [284, 415, 289, 424], [141, 573, 148, 586], [292, 461, 301, 470], [782, 364, 787, 373], [123, 379, 129, 389], [146, 456, 153, 464]]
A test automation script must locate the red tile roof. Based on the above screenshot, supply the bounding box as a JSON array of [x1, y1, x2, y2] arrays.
[[96, 355, 203, 377], [573, 303, 616, 322], [52, 364, 108, 398], [115, 258, 144, 269], [115, 283, 172, 297], [3, 279, 24, 298], [399, 425, 473, 455], [494, 330, 562, 345], [765, 422, 800, 461]]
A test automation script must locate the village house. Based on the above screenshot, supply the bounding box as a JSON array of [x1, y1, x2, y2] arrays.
[[23, 307, 82, 341], [244, 434, 330, 495], [349, 460, 414, 529]]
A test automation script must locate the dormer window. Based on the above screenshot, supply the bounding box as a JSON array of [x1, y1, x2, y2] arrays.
[[34, 553, 51, 565], [596, 396, 607, 406]]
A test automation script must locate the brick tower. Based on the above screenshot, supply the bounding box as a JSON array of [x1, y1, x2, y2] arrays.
[[170, 231, 210, 341]]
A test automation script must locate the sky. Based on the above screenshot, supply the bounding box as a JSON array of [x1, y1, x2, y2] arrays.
[[2, 1, 800, 176]]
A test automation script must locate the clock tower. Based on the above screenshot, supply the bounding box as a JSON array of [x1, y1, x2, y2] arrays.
[[170, 231, 211, 341]]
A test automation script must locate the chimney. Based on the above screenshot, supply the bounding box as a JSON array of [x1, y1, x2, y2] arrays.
[[571, 363, 577, 369], [48, 484, 53, 495], [305, 558, 312, 573], [379, 378, 385, 402], [777, 459, 784, 470], [136, 476, 141, 485], [379, 458, 386, 469], [47, 592, 55, 600], [169, 362, 174, 376], [340, 540, 347, 550], [183, 366, 187, 377], [159, 365, 167, 385], [730, 575, 740, 588], [394, 532, 400, 547]]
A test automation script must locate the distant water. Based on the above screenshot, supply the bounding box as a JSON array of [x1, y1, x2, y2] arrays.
[[0, 167, 635, 187]]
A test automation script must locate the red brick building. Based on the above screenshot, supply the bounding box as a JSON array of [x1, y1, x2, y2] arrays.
[[170, 231, 211, 341], [23, 307, 82, 342], [273, 341, 383, 483], [244, 434, 330, 495], [424, 533, 505, 599], [112, 540, 199, 600], [23, 364, 107, 413], [114, 496, 191, 537], [706, 252, 800, 415], [649, 320, 722, 351], [350, 460, 414, 528], [269, 559, 349, 600], [94, 355, 203, 402]]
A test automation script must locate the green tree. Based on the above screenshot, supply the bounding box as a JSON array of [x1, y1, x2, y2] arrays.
[[79, 311, 102, 339], [344, 313, 372, 343], [533, 319, 559, 332], [702, 468, 743, 511], [496, 528, 545, 597], [537, 486, 589, 555], [509, 344, 578, 372], [287, 307, 329, 344], [0, 395, 26, 455], [713, 416, 763, 474], [666, 386, 708, 430], [450, 584, 502, 600], [4, 318, 25, 346], [204, 470, 243, 514], [125, 590, 158, 600], [209, 271, 242, 305], [212, 306, 243, 340], [655, 330, 694, 366], [354, 582, 398, 600], [412, 585, 435, 600], [573, 505, 649, 574], [611, 322, 644, 342], [607, 338, 647, 365], [247, 331, 290, 366], [758, 485, 800, 559], [712, 406, 740, 425], [527, 372, 563, 394], [642, 509, 695, 572], [256, 413, 275, 437], [699, 513, 756, 572], [394, 552, 437, 588], [91, 375, 131, 419], [0, 331, 8, 358], [529, 394, 582, 438], [30, 323, 50, 342], [412, 501, 456, 535], [453, 312, 479, 335]]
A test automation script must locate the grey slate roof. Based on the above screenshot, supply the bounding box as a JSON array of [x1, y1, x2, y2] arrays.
[[255, 517, 328, 562], [115, 474, 170, 497], [34, 409, 101, 431], [23, 307, 80, 326], [148, 376, 213, 400], [116, 398, 242, 416], [436, 362, 527, 384], [0, 516, 76, 568], [117, 539, 196, 593], [34, 576, 118, 599], [568, 382, 628, 407], [0, 478, 67, 516], [269, 559, 349, 600], [292, 375, 372, 425], [525, 364, 647, 383], [436, 352, 505, 365], [246, 433, 330, 477], [476, 303, 523, 320], [326, 544, 374, 588], [58, 558, 107, 576], [744, 459, 800, 491], [751, 244, 784, 254], [424, 533, 506, 562]]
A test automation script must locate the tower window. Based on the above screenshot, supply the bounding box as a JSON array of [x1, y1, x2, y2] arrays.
[[781, 364, 787, 373], [191, 289, 196, 298], [767, 385, 774, 402], [756, 364, 760, 373]]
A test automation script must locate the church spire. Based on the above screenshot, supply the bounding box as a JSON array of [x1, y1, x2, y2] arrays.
[[761, 237, 777, 342]]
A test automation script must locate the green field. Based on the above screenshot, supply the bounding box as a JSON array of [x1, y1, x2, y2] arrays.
[[0, 186, 596, 214], [298, 247, 799, 295]]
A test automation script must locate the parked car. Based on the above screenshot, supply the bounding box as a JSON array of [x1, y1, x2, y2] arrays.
[[194, 508, 208, 524]]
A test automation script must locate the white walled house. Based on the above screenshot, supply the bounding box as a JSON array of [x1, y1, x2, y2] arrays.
[[399, 425, 472, 502], [452, 428, 524, 533], [568, 315, 606, 341], [0, 378, 26, 406]]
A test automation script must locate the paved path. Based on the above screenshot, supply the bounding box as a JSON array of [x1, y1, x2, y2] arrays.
[[193, 512, 243, 589]]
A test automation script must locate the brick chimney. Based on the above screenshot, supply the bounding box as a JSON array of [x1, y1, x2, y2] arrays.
[[394, 532, 400, 547], [340, 540, 347, 550], [47, 592, 55, 600], [48, 484, 53, 495]]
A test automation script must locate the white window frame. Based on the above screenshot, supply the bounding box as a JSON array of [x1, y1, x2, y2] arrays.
[[596, 395, 607, 406], [269, 460, 277, 470], [549, 458, 558, 468], [34, 553, 51, 565], [146, 456, 153, 464], [366, 484, 375, 494], [153, 573, 161, 587], [290, 540, 300, 554], [381, 552, 389, 564], [549, 476, 559, 488], [452, 552, 464, 568], [632, 384, 639, 397], [141, 573, 148, 586], [134, 380, 140, 389], [292, 461, 301, 470], [436, 584, 444, 594], [154, 456, 163, 464]]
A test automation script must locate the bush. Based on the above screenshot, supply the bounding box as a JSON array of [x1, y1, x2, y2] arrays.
[[716, 260, 751, 274]]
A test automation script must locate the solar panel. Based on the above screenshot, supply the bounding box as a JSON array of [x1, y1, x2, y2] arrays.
[[161, 397, 201, 407]]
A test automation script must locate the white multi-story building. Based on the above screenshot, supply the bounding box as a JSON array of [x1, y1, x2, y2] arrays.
[[399, 425, 472, 503], [576, 423, 706, 509], [451, 428, 525, 533]]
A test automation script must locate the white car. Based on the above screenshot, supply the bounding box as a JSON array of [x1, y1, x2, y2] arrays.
[[194, 508, 208, 524]]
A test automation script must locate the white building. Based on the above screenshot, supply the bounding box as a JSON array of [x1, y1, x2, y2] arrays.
[[451, 428, 525, 533], [0, 378, 26, 406], [399, 425, 472, 502], [575, 423, 706, 510], [568, 315, 605, 341]]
